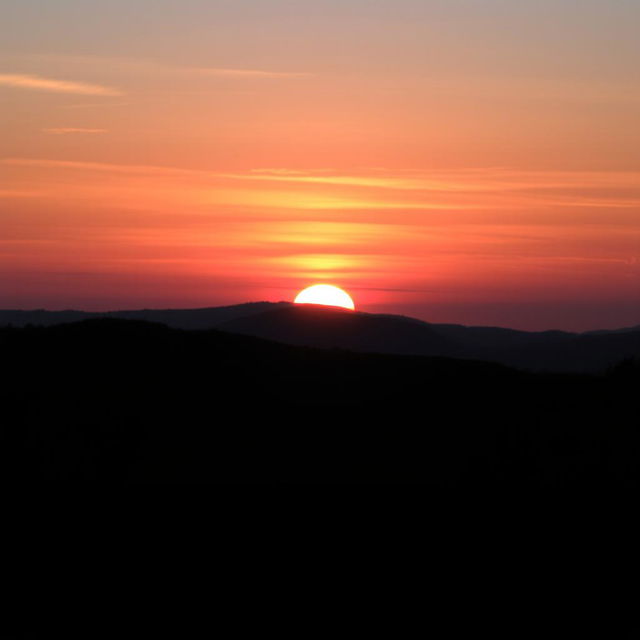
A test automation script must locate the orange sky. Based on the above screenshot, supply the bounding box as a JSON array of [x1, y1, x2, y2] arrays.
[[1, 1, 639, 330]]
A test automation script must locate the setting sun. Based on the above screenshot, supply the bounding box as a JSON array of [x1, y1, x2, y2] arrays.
[[294, 284, 355, 310]]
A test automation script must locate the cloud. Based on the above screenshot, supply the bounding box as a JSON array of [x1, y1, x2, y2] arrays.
[[5, 54, 309, 81], [60, 102, 130, 110], [43, 128, 107, 135], [2, 157, 198, 176], [0, 73, 123, 96], [354, 286, 437, 293], [4, 158, 640, 212], [191, 67, 310, 79], [0, 190, 40, 198]]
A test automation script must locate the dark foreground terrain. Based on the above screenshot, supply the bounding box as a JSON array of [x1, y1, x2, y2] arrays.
[[1, 318, 638, 485], [3, 302, 639, 372]]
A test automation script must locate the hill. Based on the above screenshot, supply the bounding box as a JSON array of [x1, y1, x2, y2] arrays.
[[0, 301, 288, 330], [218, 305, 640, 373], [1, 318, 638, 485], [219, 304, 461, 356], [2, 302, 639, 373]]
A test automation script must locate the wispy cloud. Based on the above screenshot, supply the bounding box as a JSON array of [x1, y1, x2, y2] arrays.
[[4, 55, 309, 82], [6, 157, 640, 189], [5, 157, 640, 212], [60, 102, 130, 110], [43, 128, 108, 135], [190, 67, 310, 79], [0, 73, 123, 96], [2, 158, 199, 176], [0, 190, 40, 199]]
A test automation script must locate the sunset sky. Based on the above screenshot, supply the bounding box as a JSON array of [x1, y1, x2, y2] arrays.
[[2, 0, 639, 330]]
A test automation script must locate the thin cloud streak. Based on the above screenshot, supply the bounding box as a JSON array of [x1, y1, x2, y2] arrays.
[[191, 67, 310, 79], [4, 157, 640, 211], [7, 54, 309, 81], [43, 128, 108, 135], [8, 157, 640, 189], [0, 73, 123, 96], [0, 190, 40, 198], [59, 102, 130, 109], [2, 157, 201, 177]]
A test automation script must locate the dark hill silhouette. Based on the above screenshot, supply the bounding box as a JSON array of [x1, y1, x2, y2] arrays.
[[1, 318, 638, 485], [2, 302, 638, 373], [218, 304, 462, 357], [0, 301, 289, 330], [584, 324, 640, 335], [218, 305, 640, 373]]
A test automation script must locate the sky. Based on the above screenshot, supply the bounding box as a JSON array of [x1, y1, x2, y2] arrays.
[[1, 0, 639, 331]]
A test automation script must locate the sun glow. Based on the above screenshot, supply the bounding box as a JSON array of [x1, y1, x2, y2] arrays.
[[294, 284, 355, 310]]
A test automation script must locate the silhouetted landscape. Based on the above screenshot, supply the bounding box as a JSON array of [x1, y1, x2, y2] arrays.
[[4, 0, 640, 490], [1, 306, 638, 485], [3, 303, 639, 372]]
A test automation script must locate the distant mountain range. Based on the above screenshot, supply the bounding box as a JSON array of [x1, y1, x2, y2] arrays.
[[1, 302, 638, 373], [0, 301, 289, 330]]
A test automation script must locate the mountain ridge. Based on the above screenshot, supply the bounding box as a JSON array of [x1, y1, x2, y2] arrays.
[[1, 302, 638, 373], [216, 305, 640, 373], [1, 300, 634, 334]]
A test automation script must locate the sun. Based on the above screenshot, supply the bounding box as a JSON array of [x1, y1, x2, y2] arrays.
[[294, 284, 355, 310]]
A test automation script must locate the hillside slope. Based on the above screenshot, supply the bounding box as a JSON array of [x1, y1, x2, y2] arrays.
[[2, 303, 638, 372], [220, 305, 640, 373], [0, 301, 289, 330]]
